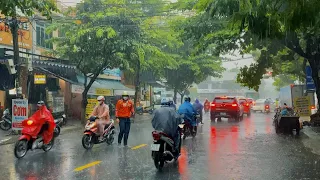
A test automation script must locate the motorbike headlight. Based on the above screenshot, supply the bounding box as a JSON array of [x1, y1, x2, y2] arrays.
[[27, 120, 33, 125], [62, 114, 66, 118]]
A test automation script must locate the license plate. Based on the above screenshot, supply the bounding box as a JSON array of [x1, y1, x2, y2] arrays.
[[151, 144, 160, 151], [220, 112, 227, 116]]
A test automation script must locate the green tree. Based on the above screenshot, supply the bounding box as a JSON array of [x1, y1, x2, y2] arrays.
[[0, 0, 57, 93], [48, 0, 142, 120], [179, 0, 320, 106]]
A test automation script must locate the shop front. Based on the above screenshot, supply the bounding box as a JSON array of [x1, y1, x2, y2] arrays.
[[71, 75, 134, 119]]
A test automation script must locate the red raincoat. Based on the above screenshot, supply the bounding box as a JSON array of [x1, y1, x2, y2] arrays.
[[23, 106, 55, 144]]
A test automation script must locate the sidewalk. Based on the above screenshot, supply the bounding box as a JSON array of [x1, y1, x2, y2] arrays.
[[301, 126, 320, 156]]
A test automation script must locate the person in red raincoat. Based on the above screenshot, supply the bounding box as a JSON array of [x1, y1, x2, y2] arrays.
[[30, 101, 56, 145], [204, 99, 210, 113]]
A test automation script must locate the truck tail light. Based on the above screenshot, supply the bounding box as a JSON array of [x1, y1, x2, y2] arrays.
[[232, 104, 237, 107], [311, 105, 315, 109], [210, 103, 216, 107]]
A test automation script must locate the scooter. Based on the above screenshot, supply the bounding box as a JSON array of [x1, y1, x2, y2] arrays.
[[14, 118, 55, 159], [54, 118, 63, 137], [0, 109, 11, 131], [182, 113, 200, 139], [82, 116, 116, 149], [265, 105, 271, 114], [151, 124, 184, 170]]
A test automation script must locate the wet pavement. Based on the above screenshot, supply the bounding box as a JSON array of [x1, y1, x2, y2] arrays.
[[1, 113, 320, 180]]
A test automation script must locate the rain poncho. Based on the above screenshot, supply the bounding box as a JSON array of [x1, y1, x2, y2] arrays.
[[193, 99, 203, 113], [28, 106, 55, 144], [178, 101, 197, 126], [152, 107, 181, 138]]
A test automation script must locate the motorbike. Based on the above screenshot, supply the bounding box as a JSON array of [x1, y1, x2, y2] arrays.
[[54, 117, 64, 137], [182, 113, 200, 139], [265, 105, 271, 114], [14, 118, 55, 159], [0, 109, 11, 131], [82, 116, 116, 149], [151, 124, 184, 170], [136, 106, 154, 115]]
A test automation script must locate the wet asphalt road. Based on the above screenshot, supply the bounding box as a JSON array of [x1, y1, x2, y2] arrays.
[[1, 113, 320, 180]]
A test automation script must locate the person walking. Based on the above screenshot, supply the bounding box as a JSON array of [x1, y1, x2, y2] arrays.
[[116, 91, 134, 147]]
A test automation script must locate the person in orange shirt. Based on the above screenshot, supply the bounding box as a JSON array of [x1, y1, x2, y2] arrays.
[[116, 91, 134, 146]]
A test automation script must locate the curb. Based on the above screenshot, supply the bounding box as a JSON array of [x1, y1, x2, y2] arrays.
[[0, 124, 82, 146]]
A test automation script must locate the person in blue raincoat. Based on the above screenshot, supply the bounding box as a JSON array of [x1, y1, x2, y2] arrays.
[[178, 97, 197, 132], [193, 99, 204, 124]]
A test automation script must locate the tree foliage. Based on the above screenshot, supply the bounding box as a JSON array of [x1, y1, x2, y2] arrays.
[[179, 0, 320, 106], [0, 0, 57, 18]]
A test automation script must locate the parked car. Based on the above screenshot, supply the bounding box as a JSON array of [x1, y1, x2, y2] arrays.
[[210, 96, 244, 121], [239, 98, 251, 116]]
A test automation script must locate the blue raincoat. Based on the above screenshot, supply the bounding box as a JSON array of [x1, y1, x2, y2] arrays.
[[193, 99, 203, 113], [178, 101, 197, 126]]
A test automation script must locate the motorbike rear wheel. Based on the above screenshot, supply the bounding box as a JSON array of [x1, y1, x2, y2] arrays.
[[43, 139, 54, 152], [54, 126, 61, 137], [106, 134, 114, 145], [14, 140, 28, 159], [153, 151, 164, 170], [82, 134, 94, 149], [0, 120, 11, 131]]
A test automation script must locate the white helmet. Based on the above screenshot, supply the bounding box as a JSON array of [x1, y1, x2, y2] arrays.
[[97, 96, 105, 101]]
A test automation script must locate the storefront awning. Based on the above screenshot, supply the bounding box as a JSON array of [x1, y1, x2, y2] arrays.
[[32, 60, 79, 84], [75, 76, 135, 96]]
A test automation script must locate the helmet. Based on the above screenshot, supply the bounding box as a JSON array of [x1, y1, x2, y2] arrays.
[[161, 98, 170, 106], [184, 96, 191, 102], [122, 91, 129, 96], [97, 96, 105, 101], [37, 101, 45, 107]]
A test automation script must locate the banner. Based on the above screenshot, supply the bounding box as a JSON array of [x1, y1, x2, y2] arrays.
[[306, 66, 316, 90], [86, 99, 97, 118], [12, 99, 28, 130]]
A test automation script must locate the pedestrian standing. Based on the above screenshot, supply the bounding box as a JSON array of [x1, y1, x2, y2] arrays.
[[116, 91, 134, 147]]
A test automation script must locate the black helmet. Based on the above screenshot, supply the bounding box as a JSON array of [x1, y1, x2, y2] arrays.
[[184, 97, 191, 102]]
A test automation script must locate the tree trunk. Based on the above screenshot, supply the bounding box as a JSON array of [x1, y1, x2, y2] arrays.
[[180, 93, 185, 104], [133, 60, 141, 115], [10, 17, 21, 96], [310, 64, 320, 111], [81, 73, 99, 123], [173, 88, 177, 104]]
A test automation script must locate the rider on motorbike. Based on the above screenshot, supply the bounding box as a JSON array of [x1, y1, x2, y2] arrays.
[[90, 96, 110, 141], [32, 101, 55, 148], [178, 97, 197, 132], [193, 99, 204, 124], [152, 98, 182, 156]]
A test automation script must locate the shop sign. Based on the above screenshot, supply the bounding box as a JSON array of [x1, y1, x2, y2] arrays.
[[72, 84, 113, 96], [12, 99, 28, 130], [95, 88, 113, 96], [34, 74, 46, 84], [0, 19, 32, 49]]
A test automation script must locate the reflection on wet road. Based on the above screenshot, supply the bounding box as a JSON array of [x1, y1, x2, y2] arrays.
[[1, 113, 320, 180]]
